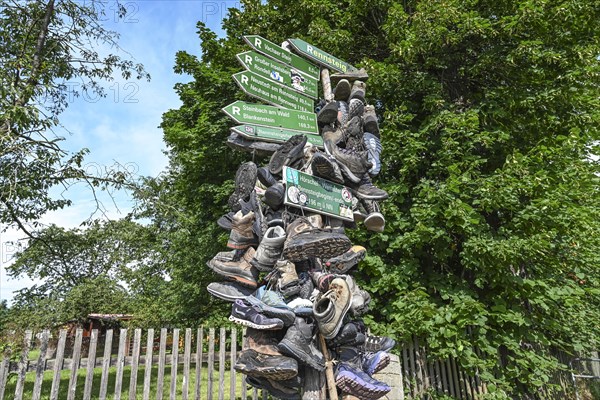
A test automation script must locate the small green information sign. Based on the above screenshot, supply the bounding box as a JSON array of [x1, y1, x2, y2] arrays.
[[236, 51, 318, 99], [232, 125, 323, 148], [244, 35, 320, 80], [287, 38, 357, 73], [233, 71, 314, 112], [282, 166, 354, 221], [222, 101, 318, 133]]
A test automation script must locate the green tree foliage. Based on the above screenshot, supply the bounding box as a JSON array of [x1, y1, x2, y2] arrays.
[[0, 0, 149, 236], [156, 0, 600, 396], [5, 220, 152, 329]]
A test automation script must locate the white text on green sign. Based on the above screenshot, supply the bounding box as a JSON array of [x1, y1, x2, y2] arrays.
[[283, 166, 354, 221], [232, 125, 323, 148], [233, 71, 314, 112], [287, 38, 356, 73], [243, 35, 320, 80], [222, 101, 318, 133], [236, 51, 318, 99]]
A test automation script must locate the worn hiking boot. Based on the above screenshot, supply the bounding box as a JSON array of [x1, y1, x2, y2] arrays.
[[264, 182, 285, 211], [317, 101, 339, 124], [363, 105, 380, 138], [311, 152, 344, 184], [363, 199, 385, 233], [363, 132, 382, 177], [228, 161, 258, 212], [330, 145, 372, 184], [349, 80, 366, 103], [345, 275, 371, 316], [246, 376, 301, 400], [245, 328, 282, 356], [234, 349, 298, 380], [343, 116, 365, 151], [313, 277, 352, 339], [322, 125, 343, 155], [282, 217, 351, 262], [334, 79, 351, 101], [325, 245, 366, 274], [276, 259, 301, 298], [269, 134, 308, 175], [227, 210, 257, 249], [278, 317, 325, 371], [251, 225, 286, 271], [227, 131, 280, 156], [335, 362, 391, 399], [330, 68, 369, 84], [206, 281, 254, 302], [257, 166, 279, 188], [229, 299, 284, 330], [311, 271, 336, 293], [208, 247, 259, 288], [337, 100, 349, 126]]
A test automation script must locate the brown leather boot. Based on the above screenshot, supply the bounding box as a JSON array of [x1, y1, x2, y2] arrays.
[[227, 210, 257, 249]]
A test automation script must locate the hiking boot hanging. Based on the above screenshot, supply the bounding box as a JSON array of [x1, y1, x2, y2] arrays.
[[333, 79, 351, 101], [207, 247, 259, 288], [228, 161, 257, 211], [227, 210, 258, 249], [313, 277, 352, 339], [282, 217, 351, 261], [251, 225, 286, 271], [363, 105, 380, 138], [277, 317, 326, 371], [269, 134, 307, 175]]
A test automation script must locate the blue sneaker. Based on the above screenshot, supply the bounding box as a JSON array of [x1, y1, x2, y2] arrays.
[[335, 362, 390, 399], [229, 299, 284, 330], [362, 350, 390, 375]]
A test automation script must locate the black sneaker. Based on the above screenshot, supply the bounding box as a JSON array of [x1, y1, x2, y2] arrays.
[[350, 175, 388, 200], [229, 299, 285, 330], [269, 134, 308, 175], [311, 152, 344, 184], [278, 317, 326, 371], [362, 199, 385, 233], [348, 98, 365, 120], [362, 333, 396, 353], [325, 245, 367, 274], [327, 321, 366, 348], [234, 349, 298, 380], [227, 162, 257, 212], [216, 211, 234, 231], [330, 145, 372, 184], [226, 132, 280, 156]]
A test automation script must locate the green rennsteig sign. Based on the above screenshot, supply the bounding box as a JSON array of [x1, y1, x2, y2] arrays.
[[282, 166, 354, 221]]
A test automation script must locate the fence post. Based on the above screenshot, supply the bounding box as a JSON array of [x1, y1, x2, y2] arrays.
[[32, 330, 50, 400], [83, 329, 99, 400], [66, 328, 83, 400], [14, 330, 33, 400], [50, 329, 67, 400]]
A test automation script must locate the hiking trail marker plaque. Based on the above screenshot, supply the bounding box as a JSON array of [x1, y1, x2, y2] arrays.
[[287, 38, 357, 73], [283, 166, 354, 221], [232, 125, 323, 148]]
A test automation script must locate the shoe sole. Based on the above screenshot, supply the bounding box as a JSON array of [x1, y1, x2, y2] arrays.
[[364, 212, 385, 232], [228, 162, 257, 210], [334, 81, 351, 101], [206, 286, 249, 302], [277, 339, 325, 371], [368, 353, 391, 375], [208, 264, 257, 288], [235, 363, 298, 381], [229, 315, 282, 330], [327, 250, 366, 274], [283, 235, 351, 262], [336, 372, 390, 399]]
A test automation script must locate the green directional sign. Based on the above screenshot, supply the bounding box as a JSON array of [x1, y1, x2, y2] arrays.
[[283, 167, 354, 221], [244, 35, 320, 80], [233, 71, 314, 112], [232, 125, 323, 148], [287, 38, 356, 73], [236, 51, 318, 99], [222, 101, 318, 133]]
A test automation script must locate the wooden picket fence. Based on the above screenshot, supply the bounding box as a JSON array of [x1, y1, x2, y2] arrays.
[[0, 327, 579, 400]]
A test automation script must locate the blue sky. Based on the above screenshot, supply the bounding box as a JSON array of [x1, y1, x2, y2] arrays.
[[0, 0, 241, 303]]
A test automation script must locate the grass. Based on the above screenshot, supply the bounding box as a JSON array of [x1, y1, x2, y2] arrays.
[[2, 364, 266, 400]]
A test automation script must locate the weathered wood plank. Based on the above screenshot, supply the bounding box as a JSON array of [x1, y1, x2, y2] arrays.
[[401, 343, 410, 396], [50, 330, 67, 400], [14, 330, 33, 400], [128, 329, 142, 400], [230, 328, 237, 400], [83, 329, 99, 400], [241, 328, 247, 400], [169, 329, 180, 400], [207, 328, 215, 400], [66, 329, 83, 400], [114, 328, 128, 400], [182, 328, 192, 400], [407, 338, 417, 398], [0, 345, 11, 400], [194, 327, 203, 400], [142, 328, 155, 400], [99, 329, 114, 400], [218, 328, 226, 400], [32, 330, 50, 400], [156, 328, 168, 400]]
